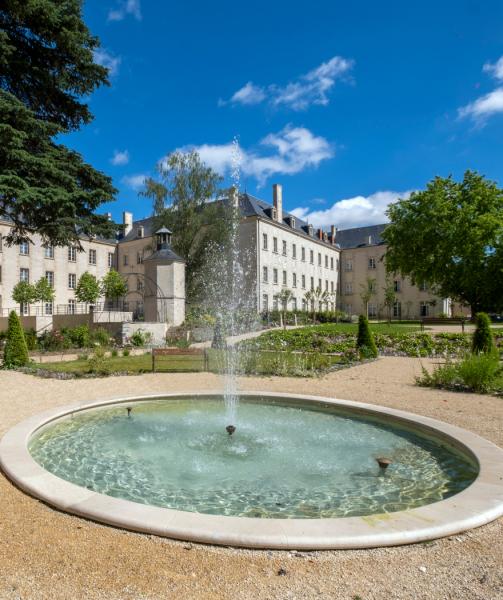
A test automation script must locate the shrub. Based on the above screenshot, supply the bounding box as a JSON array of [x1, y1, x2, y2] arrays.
[[130, 329, 152, 347], [122, 348, 130, 357], [87, 347, 111, 375], [3, 311, 29, 368], [472, 312, 495, 354], [111, 348, 118, 357], [63, 324, 91, 348], [356, 315, 378, 358], [417, 352, 502, 394], [37, 329, 69, 352], [24, 328, 38, 351], [90, 327, 111, 347]]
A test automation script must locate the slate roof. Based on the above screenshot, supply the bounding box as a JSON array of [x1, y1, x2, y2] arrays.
[[335, 224, 388, 249], [143, 244, 184, 263], [118, 216, 156, 243]]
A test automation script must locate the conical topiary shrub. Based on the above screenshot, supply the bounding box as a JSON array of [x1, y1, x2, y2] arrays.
[[3, 311, 29, 368], [356, 314, 378, 359], [472, 312, 495, 354]]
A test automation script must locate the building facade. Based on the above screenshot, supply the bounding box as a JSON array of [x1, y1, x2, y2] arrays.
[[0, 219, 116, 316]]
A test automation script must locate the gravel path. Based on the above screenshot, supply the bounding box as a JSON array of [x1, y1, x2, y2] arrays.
[[1, 358, 502, 600]]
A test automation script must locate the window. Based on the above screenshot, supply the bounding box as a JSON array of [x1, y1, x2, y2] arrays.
[[273, 268, 278, 284], [345, 260, 353, 271], [137, 278, 144, 292], [302, 298, 307, 311], [68, 299, 76, 315], [89, 249, 97, 265], [20, 268, 29, 283], [368, 303, 378, 318], [310, 250, 314, 264], [292, 273, 297, 288], [318, 278, 322, 290], [330, 257, 334, 270], [325, 280, 329, 291], [108, 252, 114, 268], [123, 254, 129, 266], [273, 295, 279, 310], [282, 270, 287, 285], [45, 271, 54, 288], [292, 297, 297, 310], [330, 281, 334, 293], [336, 259, 340, 271], [137, 251, 143, 264], [419, 282, 428, 291], [394, 280, 401, 292], [273, 237, 278, 253], [0, 265, 2, 282], [45, 302, 53, 316], [393, 301, 402, 318], [420, 302, 429, 317], [282, 240, 287, 256], [68, 246, 77, 262], [262, 233, 268, 250], [0, 234, 2, 251], [318, 253, 321, 266], [19, 241, 29, 255], [292, 244, 297, 259], [20, 302, 29, 316], [68, 273, 76, 289], [301, 247, 306, 261], [345, 304, 352, 315], [345, 282, 353, 294], [262, 266, 268, 283], [262, 294, 268, 311], [368, 257, 376, 269], [325, 255, 328, 268], [310, 277, 314, 290], [44, 245, 54, 259]]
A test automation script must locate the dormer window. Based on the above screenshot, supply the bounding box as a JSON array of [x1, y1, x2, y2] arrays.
[[286, 216, 296, 229], [138, 226, 144, 238]]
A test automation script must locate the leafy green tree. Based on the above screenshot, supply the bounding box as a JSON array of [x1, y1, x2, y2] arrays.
[[277, 288, 293, 329], [472, 312, 495, 354], [101, 270, 128, 306], [3, 310, 29, 368], [0, 1, 116, 245], [141, 151, 233, 303], [382, 277, 397, 323], [356, 315, 378, 358], [12, 281, 37, 314], [383, 171, 503, 315], [75, 272, 101, 305], [34, 277, 55, 304], [359, 277, 376, 318]]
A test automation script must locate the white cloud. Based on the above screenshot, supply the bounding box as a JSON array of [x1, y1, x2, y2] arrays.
[[178, 126, 334, 186], [223, 55, 354, 111], [122, 173, 147, 190], [290, 190, 413, 229], [93, 49, 121, 76], [483, 56, 503, 81], [459, 55, 503, 122], [108, 0, 142, 21], [110, 150, 130, 166]]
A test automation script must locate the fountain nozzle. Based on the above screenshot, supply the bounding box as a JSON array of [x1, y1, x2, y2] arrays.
[[376, 457, 392, 474], [226, 425, 236, 436], [127, 407, 132, 418]]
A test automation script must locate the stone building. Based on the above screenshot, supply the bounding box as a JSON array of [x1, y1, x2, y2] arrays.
[[336, 224, 451, 319], [0, 218, 116, 316]]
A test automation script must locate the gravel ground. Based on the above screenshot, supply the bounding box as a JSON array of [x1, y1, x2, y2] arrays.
[[1, 358, 502, 600]]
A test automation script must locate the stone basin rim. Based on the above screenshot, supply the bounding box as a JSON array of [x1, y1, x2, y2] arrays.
[[1, 391, 503, 550]]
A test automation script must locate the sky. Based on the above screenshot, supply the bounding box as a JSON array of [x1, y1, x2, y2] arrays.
[[69, 0, 503, 229]]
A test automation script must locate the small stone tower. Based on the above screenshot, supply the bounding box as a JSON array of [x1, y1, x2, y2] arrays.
[[143, 228, 185, 325]]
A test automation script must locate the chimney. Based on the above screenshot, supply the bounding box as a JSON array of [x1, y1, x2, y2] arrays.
[[331, 225, 337, 244], [123, 211, 133, 236], [318, 228, 323, 240], [272, 183, 283, 223]]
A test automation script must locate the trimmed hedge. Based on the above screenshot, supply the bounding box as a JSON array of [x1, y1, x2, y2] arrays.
[[472, 312, 495, 354], [356, 315, 378, 358], [3, 311, 29, 368]]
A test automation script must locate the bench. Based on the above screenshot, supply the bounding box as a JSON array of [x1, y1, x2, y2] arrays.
[[151, 347, 208, 372], [420, 317, 467, 333]]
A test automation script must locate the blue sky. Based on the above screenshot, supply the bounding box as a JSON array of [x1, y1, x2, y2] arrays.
[[70, 0, 503, 229]]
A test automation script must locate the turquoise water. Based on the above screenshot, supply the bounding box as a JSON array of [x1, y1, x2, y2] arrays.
[[29, 397, 477, 519]]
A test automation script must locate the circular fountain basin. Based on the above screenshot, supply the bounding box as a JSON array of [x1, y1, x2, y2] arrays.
[[1, 392, 503, 549]]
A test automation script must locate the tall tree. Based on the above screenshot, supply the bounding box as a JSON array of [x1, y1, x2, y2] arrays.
[[383, 171, 503, 315], [359, 277, 376, 318], [382, 277, 396, 323], [0, 0, 108, 130], [142, 151, 235, 303], [75, 272, 101, 305], [0, 1, 116, 245], [12, 281, 37, 314]]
